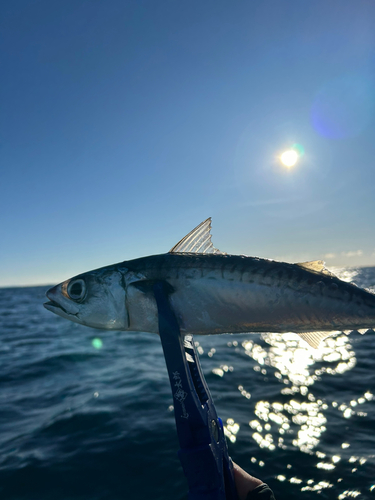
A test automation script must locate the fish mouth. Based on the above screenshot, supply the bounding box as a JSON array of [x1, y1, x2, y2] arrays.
[[44, 300, 79, 318], [44, 299, 66, 313], [44, 283, 79, 318], [44, 286, 68, 315]]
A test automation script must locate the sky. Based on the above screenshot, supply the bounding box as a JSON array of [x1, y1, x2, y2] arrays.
[[1, 0, 375, 287]]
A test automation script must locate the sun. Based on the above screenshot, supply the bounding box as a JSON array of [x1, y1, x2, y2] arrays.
[[280, 149, 299, 168]]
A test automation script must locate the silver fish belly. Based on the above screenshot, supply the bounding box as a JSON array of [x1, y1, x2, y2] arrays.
[[44, 218, 375, 348]]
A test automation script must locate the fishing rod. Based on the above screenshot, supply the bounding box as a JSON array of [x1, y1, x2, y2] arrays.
[[153, 281, 238, 500]]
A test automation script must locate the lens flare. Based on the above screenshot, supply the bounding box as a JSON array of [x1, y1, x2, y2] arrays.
[[92, 338, 103, 349], [292, 143, 305, 156], [311, 75, 375, 139]]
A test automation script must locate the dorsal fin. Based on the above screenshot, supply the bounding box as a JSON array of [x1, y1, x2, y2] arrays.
[[169, 218, 224, 254], [296, 260, 336, 277]]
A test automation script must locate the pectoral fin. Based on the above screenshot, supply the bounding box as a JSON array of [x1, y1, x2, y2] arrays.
[[130, 280, 174, 295]]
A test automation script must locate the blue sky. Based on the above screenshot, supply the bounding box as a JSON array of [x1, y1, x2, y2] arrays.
[[1, 0, 375, 287]]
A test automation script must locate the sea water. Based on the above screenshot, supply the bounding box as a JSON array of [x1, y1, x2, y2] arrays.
[[0, 268, 374, 500]]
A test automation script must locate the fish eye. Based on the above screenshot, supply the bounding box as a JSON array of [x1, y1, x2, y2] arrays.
[[67, 279, 86, 302]]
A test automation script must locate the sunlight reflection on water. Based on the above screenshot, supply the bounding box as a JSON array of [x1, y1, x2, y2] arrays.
[[211, 330, 374, 496], [242, 332, 360, 454]]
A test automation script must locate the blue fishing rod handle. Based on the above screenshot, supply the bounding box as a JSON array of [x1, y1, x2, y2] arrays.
[[180, 419, 238, 500], [152, 282, 239, 500]]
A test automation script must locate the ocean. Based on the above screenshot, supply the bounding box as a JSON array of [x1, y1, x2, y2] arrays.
[[0, 267, 374, 500]]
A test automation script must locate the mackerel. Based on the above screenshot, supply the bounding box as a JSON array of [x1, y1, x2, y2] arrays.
[[44, 219, 375, 348]]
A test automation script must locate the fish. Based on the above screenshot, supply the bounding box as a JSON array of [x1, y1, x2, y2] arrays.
[[44, 218, 375, 348]]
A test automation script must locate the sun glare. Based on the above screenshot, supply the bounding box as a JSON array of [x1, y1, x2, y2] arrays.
[[280, 149, 299, 168]]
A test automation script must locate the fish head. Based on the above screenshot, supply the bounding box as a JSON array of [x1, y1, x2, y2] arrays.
[[44, 268, 128, 330]]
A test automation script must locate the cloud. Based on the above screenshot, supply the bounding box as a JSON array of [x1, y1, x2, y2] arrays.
[[324, 253, 336, 259], [341, 250, 363, 258]]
